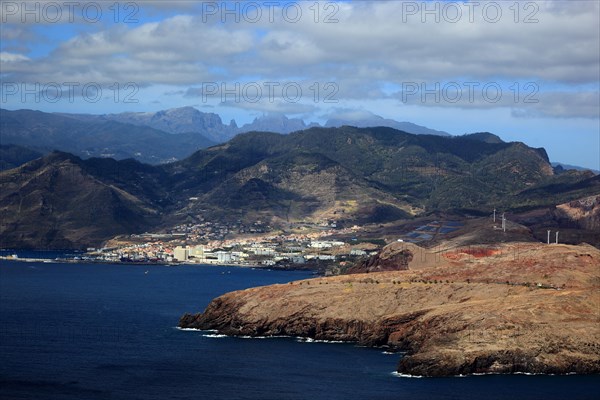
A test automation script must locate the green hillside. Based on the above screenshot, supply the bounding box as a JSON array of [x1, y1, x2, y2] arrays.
[[1, 126, 596, 248]]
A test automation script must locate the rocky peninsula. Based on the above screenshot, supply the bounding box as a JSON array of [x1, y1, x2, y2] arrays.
[[180, 242, 600, 377]]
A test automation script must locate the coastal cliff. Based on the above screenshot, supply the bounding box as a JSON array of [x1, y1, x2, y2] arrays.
[[180, 242, 600, 377]]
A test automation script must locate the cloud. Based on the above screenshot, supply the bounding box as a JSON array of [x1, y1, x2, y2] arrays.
[[394, 81, 599, 119], [0, 51, 31, 74], [0, 51, 30, 63], [221, 100, 318, 115], [512, 91, 600, 119], [1, 1, 598, 119], [323, 108, 381, 122], [3, 14, 254, 85]]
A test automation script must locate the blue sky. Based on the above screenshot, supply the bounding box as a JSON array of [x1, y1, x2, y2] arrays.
[[1, 0, 599, 169]]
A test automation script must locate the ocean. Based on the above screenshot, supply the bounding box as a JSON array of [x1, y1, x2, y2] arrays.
[[1, 260, 598, 400]]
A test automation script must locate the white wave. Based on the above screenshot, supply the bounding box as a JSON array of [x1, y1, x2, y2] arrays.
[[175, 327, 203, 331], [238, 335, 291, 339], [465, 371, 565, 377], [513, 371, 557, 376], [454, 371, 568, 378], [203, 334, 229, 338], [391, 372, 424, 379], [295, 337, 346, 344]]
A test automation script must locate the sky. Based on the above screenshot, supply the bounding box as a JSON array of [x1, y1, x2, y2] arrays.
[[1, 0, 599, 169]]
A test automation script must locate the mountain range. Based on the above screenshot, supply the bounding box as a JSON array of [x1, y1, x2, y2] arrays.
[[3, 107, 596, 172], [0, 108, 216, 165], [1, 126, 598, 249], [61, 106, 451, 142], [1, 107, 452, 165]]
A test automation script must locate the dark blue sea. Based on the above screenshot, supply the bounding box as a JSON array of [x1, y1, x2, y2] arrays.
[[1, 259, 598, 400]]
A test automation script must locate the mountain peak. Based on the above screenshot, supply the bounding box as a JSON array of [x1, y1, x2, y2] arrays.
[[239, 114, 307, 134], [99, 106, 234, 143], [324, 112, 450, 137], [462, 132, 504, 144]]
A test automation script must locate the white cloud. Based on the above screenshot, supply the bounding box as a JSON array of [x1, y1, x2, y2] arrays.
[[0, 51, 31, 74], [1, 1, 598, 120], [221, 99, 318, 115], [324, 109, 381, 122], [0, 51, 30, 62]]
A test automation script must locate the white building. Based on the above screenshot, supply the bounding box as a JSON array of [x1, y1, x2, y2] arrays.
[[215, 251, 233, 263], [310, 240, 344, 249], [252, 247, 275, 256], [174, 246, 189, 262]]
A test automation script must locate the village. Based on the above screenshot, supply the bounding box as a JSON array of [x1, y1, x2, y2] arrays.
[[84, 220, 378, 271], [0, 217, 479, 271], [76, 217, 472, 270]]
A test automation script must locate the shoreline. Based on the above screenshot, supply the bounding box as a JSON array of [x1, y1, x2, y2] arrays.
[[0, 256, 253, 267], [0, 256, 320, 273], [175, 327, 595, 378]]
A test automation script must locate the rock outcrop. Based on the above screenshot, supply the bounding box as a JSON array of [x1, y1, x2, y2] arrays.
[[556, 194, 600, 231], [180, 242, 600, 377], [346, 241, 414, 273]]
